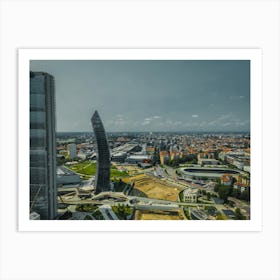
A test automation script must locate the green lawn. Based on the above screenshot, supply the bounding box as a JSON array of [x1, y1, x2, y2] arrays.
[[112, 204, 133, 220], [67, 160, 128, 180], [68, 161, 96, 175], [111, 169, 129, 178]]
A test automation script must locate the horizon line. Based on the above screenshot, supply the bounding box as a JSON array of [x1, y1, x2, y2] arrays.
[[56, 130, 250, 134]]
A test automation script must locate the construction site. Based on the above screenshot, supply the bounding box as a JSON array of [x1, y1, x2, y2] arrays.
[[122, 173, 182, 202]]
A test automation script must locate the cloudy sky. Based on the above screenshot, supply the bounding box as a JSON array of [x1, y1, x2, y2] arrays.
[[30, 60, 250, 132]]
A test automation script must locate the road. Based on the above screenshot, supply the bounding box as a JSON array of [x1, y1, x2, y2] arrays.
[[134, 204, 180, 211], [144, 166, 190, 190], [59, 191, 212, 209], [228, 197, 250, 218], [99, 205, 119, 220]]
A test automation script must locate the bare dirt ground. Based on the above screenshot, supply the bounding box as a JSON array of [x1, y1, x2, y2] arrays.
[[122, 174, 181, 201], [134, 210, 186, 220]]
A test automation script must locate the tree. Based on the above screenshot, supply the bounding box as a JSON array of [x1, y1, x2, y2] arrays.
[[240, 189, 250, 202], [165, 154, 198, 167], [214, 179, 222, 192], [214, 184, 219, 192], [112, 204, 133, 220], [56, 156, 66, 166], [234, 208, 246, 220], [231, 188, 241, 199], [216, 214, 226, 220], [84, 215, 93, 220], [218, 185, 230, 202]]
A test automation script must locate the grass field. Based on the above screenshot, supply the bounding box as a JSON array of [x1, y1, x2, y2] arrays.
[[111, 167, 129, 178], [68, 161, 96, 175], [67, 160, 128, 180], [122, 174, 181, 202]]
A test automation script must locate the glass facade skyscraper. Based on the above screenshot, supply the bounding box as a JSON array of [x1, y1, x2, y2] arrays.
[[91, 110, 111, 194], [30, 71, 57, 220]]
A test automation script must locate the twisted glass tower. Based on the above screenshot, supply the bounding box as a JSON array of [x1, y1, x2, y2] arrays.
[[91, 110, 111, 194]]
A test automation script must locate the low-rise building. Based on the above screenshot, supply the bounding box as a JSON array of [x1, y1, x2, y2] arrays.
[[243, 165, 250, 173], [111, 152, 127, 163], [126, 154, 152, 164], [233, 182, 250, 192], [57, 166, 81, 185], [146, 146, 155, 153], [233, 160, 245, 170], [220, 174, 233, 186], [237, 173, 250, 185], [200, 159, 219, 166], [183, 188, 198, 203], [77, 149, 87, 160], [138, 162, 153, 169], [170, 151, 180, 161], [190, 209, 208, 220]]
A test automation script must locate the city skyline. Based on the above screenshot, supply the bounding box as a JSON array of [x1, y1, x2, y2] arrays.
[[30, 60, 250, 133], [28, 69, 251, 222]]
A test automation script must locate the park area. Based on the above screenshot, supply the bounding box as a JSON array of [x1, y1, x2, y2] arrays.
[[67, 160, 129, 180], [122, 174, 181, 202]]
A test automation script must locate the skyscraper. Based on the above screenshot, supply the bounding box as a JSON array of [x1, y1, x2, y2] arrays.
[[91, 110, 111, 194], [30, 71, 57, 220], [67, 143, 77, 159]]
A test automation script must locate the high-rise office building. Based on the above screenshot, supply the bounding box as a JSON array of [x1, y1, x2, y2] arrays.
[[91, 110, 111, 194], [67, 143, 77, 159], [30, 71, 57, 220]]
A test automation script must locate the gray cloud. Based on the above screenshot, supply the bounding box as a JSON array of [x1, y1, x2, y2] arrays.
[[30, 60, 250, 132]]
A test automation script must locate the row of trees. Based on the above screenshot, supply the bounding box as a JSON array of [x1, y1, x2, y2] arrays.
[[75, 204, 98, 212], [198, 189, 218, 201], [165, 154, 198, 168]]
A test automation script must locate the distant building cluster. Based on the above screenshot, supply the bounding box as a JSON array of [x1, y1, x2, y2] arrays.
[[197, 152, 219, 165], [233, 173, 250, 193], [111, 143, 142, 163], [219, 150, 250, 172], [159, 150, 187, 165]]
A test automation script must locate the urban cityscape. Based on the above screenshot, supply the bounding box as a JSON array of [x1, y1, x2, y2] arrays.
[[30, 60, 250, 221]]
